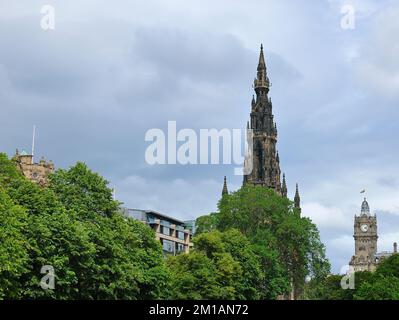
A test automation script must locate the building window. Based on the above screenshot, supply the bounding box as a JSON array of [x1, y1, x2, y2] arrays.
[[176, 231, 185, 240], [126, 209, 147, 222], [161, 220, 171, 227], [160, 225, 170, 236], [162, 239, 175, 254], [146, 214, 156, 224], [176, 243, 185, 254]]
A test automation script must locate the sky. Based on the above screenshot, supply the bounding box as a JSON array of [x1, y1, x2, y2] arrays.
[[1, 0, 399, 273]]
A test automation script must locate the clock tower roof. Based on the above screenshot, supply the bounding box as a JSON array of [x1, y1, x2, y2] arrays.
[[361, 198, 370, 216]]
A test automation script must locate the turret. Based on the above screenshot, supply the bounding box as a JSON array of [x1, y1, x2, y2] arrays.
[[222, 176, 228, 196], [360, 198, 370, 216], [281, 173, 287, 198], [294, 183, 301, 214], [254, 44, 270, 94]]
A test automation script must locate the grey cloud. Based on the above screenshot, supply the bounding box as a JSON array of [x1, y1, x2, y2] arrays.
[[1, 0, 399, 273]]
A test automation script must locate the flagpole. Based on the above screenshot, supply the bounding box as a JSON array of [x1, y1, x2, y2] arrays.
[[31, 125, 36, 163]]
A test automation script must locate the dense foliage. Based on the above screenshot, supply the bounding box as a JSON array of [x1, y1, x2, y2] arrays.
[[6, 152, 379, 300], [167, 229, 263, 299], [304, 254, 399, 300], [196, 185, 330, 299], [0, 153, 169, 299]]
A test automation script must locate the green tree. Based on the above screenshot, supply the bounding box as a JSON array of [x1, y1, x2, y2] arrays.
[[375, 254, 399, 278], [195, 213, 218, 235], [21, 209, 96, 299], [355, 275, 399, 300], [81, 213, 170, 299], [167, 229, 263, 299], [49, 162, 118, 218], [353, 254, 399, 300], [303, 271, 375, 300], [167, 251, 221, 299], [0, 187, 29, 299], [47, 162, 170, 299], [0, 153, 61, 216], [198, 185, 330, 299], [0, 154, 169, 299], [194, 229, 264, 299]]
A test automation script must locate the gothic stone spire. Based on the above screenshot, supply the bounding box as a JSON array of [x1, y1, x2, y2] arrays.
[[294, 183, 301, 213], [244, 45, 282, 194], [222, 176, 228, 196], [257, 44, 266, 70], [281, 173, 287, 198], [254, 44, 270, 93]]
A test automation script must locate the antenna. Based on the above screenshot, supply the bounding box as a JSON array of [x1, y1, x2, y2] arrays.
[[31, 125, 36, 162]]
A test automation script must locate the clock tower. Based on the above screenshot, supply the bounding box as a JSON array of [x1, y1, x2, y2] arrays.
[[349, 198, 378, 272]]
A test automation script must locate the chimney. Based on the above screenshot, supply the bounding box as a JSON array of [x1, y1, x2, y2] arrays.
[[394, 242, 397, 254]]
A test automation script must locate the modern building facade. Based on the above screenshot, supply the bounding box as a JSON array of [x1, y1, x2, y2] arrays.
[[122, 208, 192, 255], [349, 198, 397, 271]]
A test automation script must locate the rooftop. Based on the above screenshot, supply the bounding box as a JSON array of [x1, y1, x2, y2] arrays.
[[361, 198, 370, 215], [123, 208, 187, 226], [375, 251, 393, 258]]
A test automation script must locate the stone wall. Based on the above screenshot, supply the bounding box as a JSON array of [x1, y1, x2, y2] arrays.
[[13, 150, 54, 186]]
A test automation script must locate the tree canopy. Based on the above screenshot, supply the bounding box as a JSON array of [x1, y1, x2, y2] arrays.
[[304, 254, 399, 300], [1, 153, 334, 300], [196, 185, 330, 299], [166, 229, 263, 299], [0, 153, 169, 299]]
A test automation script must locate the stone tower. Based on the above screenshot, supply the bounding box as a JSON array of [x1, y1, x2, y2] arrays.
[[349, 198, 378, 272], [13, 149, 54, 187], [243, 45, 282, 194]]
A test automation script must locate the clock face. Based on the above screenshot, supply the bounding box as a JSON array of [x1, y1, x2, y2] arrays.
[[361, 224, 369, 232]]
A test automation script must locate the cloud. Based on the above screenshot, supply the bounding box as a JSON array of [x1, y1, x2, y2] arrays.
[[378, 231, 399, 252], [354, 5, 399, 98], [116, 175, 221, 220], [329, 235, 354, 271], [327, 0, 385, 19], [1, 0, 399, 274], [302, 202, 349, 230], [331, 234, 353, 248]]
